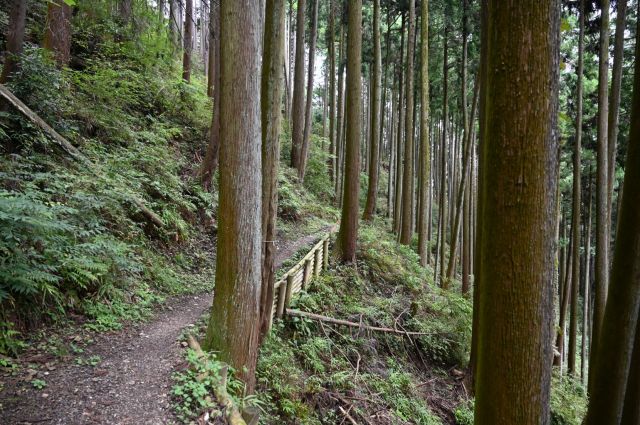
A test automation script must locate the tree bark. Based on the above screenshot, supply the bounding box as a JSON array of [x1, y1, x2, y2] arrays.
[[590, 0, 610, 393], [203, 0, 262, 394], [298, 0, 319, 181], [259, 0, 285, 339], [585, 14, 640, 422], [607, 0, 627, 244], [337, 0, 362, 263], [392, 17, 405, 235], [328, 0, 336, 183], [581, 172, 592, 383], [399, 0, 415, 245], [417, 0, 430, 266], [182, 0, 194, 82], [568, 0, 584, 376], [290, 0, 306, 169], [43, 0, 72, 67], [200, 1, 221, 191], [0, 0, 27, 84], [437, 20, 449, 288], [474, 1, 559, 423], [363, 0, 381, 221], [621, 314, 640, 425]]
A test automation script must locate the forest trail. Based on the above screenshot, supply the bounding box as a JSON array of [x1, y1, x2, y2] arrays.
[[0, 226, 334, 425]]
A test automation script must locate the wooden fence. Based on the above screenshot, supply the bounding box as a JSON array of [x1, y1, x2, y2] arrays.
[[268, 231, 332, 330]]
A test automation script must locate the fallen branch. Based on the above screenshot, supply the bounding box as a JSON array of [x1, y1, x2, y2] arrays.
[[186, 335, 248, 425], [286, 309, 440, 338], [0, 83, 165, 228]]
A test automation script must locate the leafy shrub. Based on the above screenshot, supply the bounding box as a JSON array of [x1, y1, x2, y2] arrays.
[[550, 372, 587, 425]]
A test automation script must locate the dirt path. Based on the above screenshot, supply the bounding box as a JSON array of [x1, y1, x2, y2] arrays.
[[0, 227, 333, 425]]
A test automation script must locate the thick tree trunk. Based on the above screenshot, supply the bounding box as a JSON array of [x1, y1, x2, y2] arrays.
[[392, 22, 405, 235], [399, 1, 415, 245], [290, 0, 306, 170], [474, 1, 559, 423], [169, 0, 181, 47], [568, 0, 584, 376], [0, 0, 27, 84], [417, 0, 430, 266], [337, 0, 362, 262], [335, 26, 345, 201], [590, 0, 610, 393], [203, 0, 262, 393], [43, 1, 72, 67], [259, 0, 285, 339], [199, 2, 221, 191], [182, 0, 194, 82], [607, 0, 627, 243], [585, 15, 640, 423], [363, 0, 382, 221], [298, 0, 318, 181], [621, 315, 640, 424]]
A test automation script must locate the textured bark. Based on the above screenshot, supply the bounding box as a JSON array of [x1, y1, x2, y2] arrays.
[[474, 1, 558, 424], [621, 315, 640, 424], [585, 16, 640, 423], [460, 0, 470, 292], [200, 1, 221, 191], [169, 0, 181, 47], [417, 0, 430, 266], [43, 1, 72, 67], [203, 0, 262, 393], [392, 18, 405, 235], [590, 0, 610, 392], [363, 0, 381, 221], [399, 0, 415, 245], [607, 0, 627, 242], [335, 26, 345, 201], [437, 20, 449, 287], [118, 0, 132, 25], [328, 0, 336, 183], [582, 174, 592, 383], [259, 0, 285, 339], [182, 0, 194, 82], [568, 0, 584, 376], [297, 0, 318, 181], [0, 0, 27, 84], [337, 0, 362, 263], [290, 0, 306, 169]]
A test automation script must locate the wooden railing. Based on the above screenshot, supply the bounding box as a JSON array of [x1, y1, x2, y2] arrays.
[[268, 232, 332, 330]]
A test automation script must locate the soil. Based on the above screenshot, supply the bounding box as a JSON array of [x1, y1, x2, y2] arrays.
[[0, 226, 334, 425]]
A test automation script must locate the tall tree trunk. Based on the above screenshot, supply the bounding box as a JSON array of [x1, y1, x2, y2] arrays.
[[328, 0, 336, 183], [584, 15, 640, 420], [337, 0, 362, 263], [200, 1, 221, 191], [169, 0, 181, 47], [582, 173, 593, 383], [607, 0, 627, 244], [298, 0, 318, 181], [290, 0, 306, 169], [437, 20, 449, 288], [568, 0, 585, 376], [182, 0, 194, 82], [335, 25, 345, 201], [363, 0, 382, 221], [0, 0, 27, 84], [392, 17, 405, 234], [399, 0, 415, 245], [474, 1, 559, 423], [203, 0, 262, 394], [590, 0, 610, 393], [259, 0, 286, 339], [417, 0, 430, 266], [445, 76, 479, 283], [43, 0, 72, 67]]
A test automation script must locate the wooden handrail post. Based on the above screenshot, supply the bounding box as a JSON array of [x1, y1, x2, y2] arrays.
[[284, 274, 294, 313], [276, 280, 287, 318], [314, 248, 322, 277], [302, 258, 312, 290], [323, 238, 329, 270]]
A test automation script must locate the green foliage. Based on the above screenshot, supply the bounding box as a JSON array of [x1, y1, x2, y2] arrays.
[[454, 400, 475, 425], [30, 378, 47, 390], [550, 372, 588, 425], [172, 348, 253, 423]]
